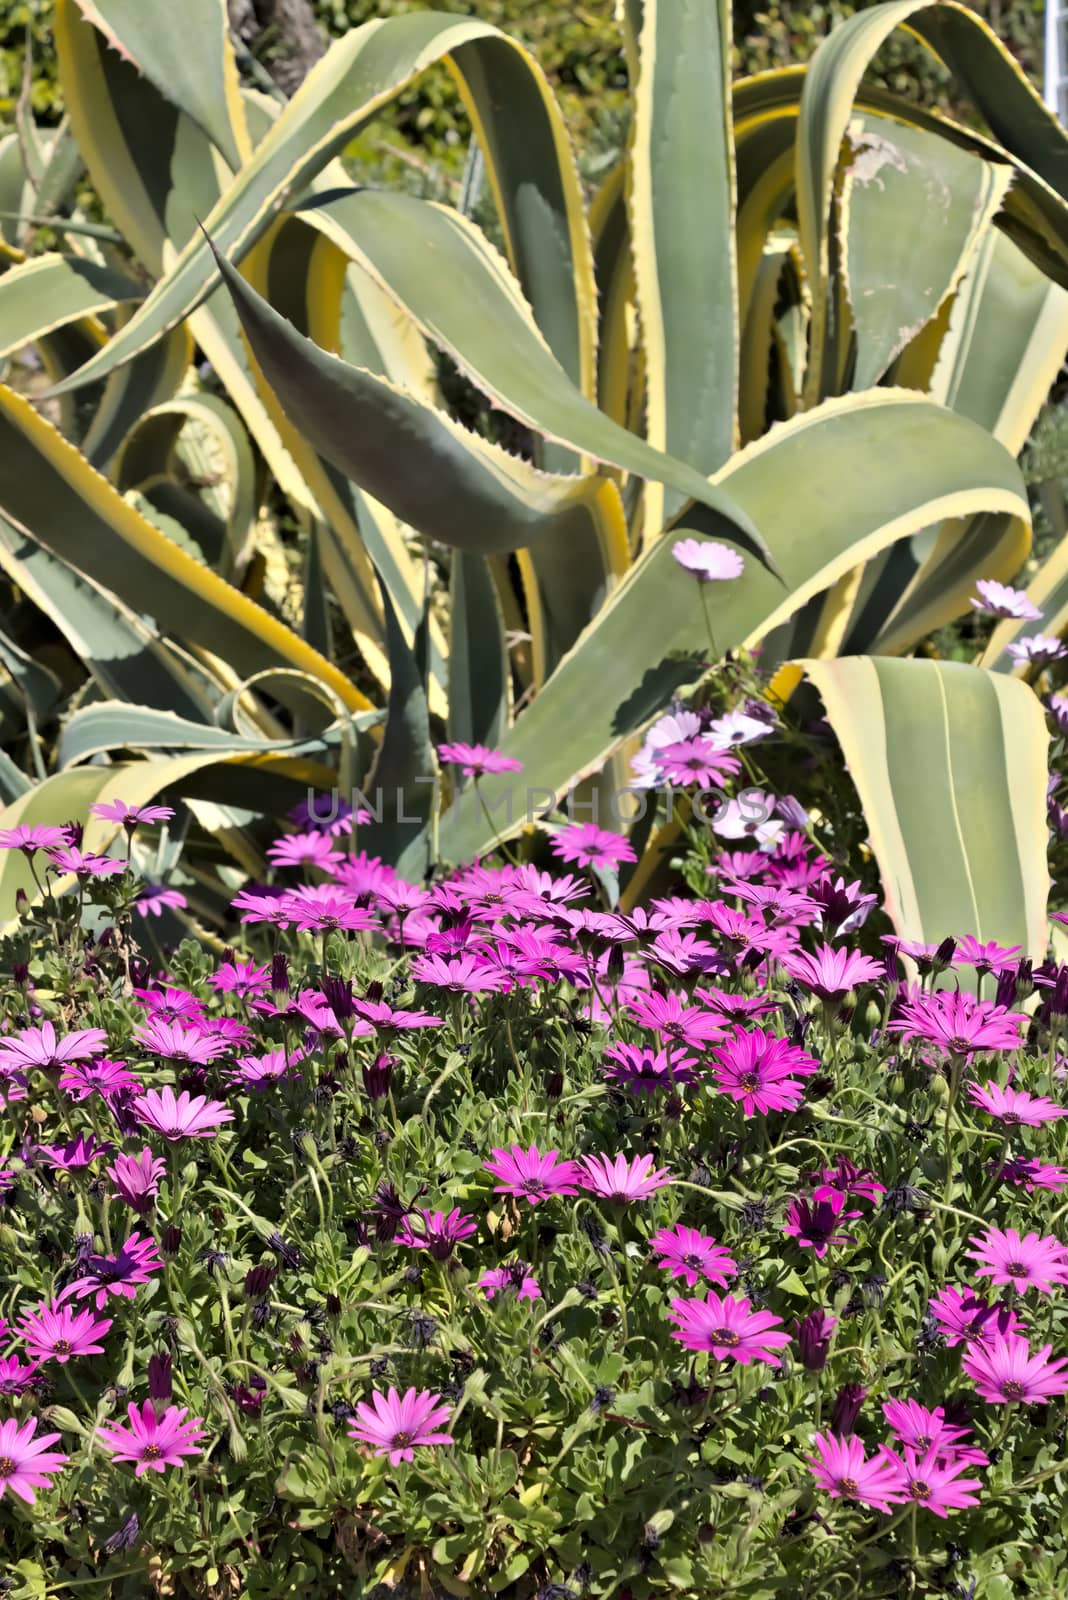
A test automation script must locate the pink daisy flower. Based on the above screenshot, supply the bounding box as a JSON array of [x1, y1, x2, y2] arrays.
[[132, 1019, 228, 1066], [601, 1042, 698, 1095], [0, 823, 67, 856], [65, 1231, 162, 1309], [995, 1156, 1068, 1192], [809, 1157, 884, 1207], [951, 936, 1023, 977], [108, 1149, 166, 1213], [396, 1208, 477, 1260], [89, 800, 174, 830], [209, 959, 271, 998], [709, 1028, 816, 1117], [1007, 632, 1067, 667], [625, 991, 725, 1048], [483, 1145, 581, 1204], [783, 1192, 856, 1257], [132, 1087, 234, 1140], [346, 1387, 453, 1464], [133, 885, 188, 918], [281, 885, 377, 934], [889, 991, 1025, 1057], [805, 1430, 901, 1513], [266, 833, 344, 871], [928, 1286, 1024, 1349], [882, 1399, 971, 1456], [437, 742, 523, 777], [878, 1445, 982, 1517], [0, 1416, 68, 1502], [478, 1261, 541, 1301], [227, 1048, 302, 1091], [18, 1300, 112, 1364], [970, 580, 1042, 621], [0, 1356, 41, 1396], [577, 1152, 672, 1204], [59, 1059, 142, 1101], [36, 1133, 113, 1170], [671, 537, 744, 582], [656, 740, 740, 791], [963, 1332, 1068, 1405], [649, 1224, 737, 1289], [783, 943, 884, 1001], [549, 823, 636, 871], [410, 952, 506, 993], [95, 1400, 206, 1475], [966, 1081, 1067, 1126], [0, 1022, 108, 1074], [966, 1227, 1068, 1294], [45, 847, 124, 879], [350, 998, 444, 1036], [666, 1290, 790, 1366]]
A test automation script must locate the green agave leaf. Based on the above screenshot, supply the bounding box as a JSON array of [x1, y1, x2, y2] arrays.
[[214, 239, 768, 565], [801, 657, 1049, 961], [0, 385, 369, 718], [630, 0, 736, 533], [68, 0, 251, 171], [49, 12, 596, 400], [0, 254, 143, 361], [212, 246, 703, 561], [279, 190, 767, 547], [82, 322, 193, 472], [56, 701, 344, 769], [436, 391, 1029, 863], [841, 117, 1011, 390], [0, 514, 218, 722], [448, 551, 510, 753]]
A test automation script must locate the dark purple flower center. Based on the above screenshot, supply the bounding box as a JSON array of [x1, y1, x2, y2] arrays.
[[909, 1479, 932, 1501], [519, 1178, 546, 1196], [709, 1327, 740, 1348], [1001, 1380, 1026, 1401], [1006, 1262, 1028, 1279], [140, 1444, 163, 1461], [391, 1430, 414, 1448], [52, 1339, 72, 1356], [683, 1254, 704, 1271], [913, 1434, 932, 1452], [737, 1072, 759, 1092], [947, 1036, 972, 1054], [0, 1456, 14, 1475], [837, 1476, 859, 1497], [1002, 1113, 1021, 1126]]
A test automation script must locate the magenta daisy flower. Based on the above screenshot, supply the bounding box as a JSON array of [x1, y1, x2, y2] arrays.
[[928, 1286, 1024, 1348], [209, 959, 271, 999], [649, 1224, 737, 1289], [351, 998, 444, 1036], [577, 1152, 672, 1204], [883, 1399, 970, 1456], [478, 1260, 541, 1301], [59, 1059, 142, 1101], [17, 1300, 112, 1364], [1007, 632, 1067, 667], [281, 884, 377, 934], [888, 991, 1024, 1057], [601, 1042, 698, 1095], [783, 944, 884, 1001], [878, 1445, 981, 1517], [550, 823, 636, 871], [45, 846, 124, 879], [995, 1156, 1068, 1191], [667, 1290, 790, 1366], [396, 1208, 477, 1260], [266, 833, 344, 871], [0, 1022, 108, 1074], [133, 885, 188, 918], [132, 1087, 234, 1140], [963, 1331, 1068, 1404], [483, 1144, 581, 1204], [108, 1149, 166, 1213], [806, 1431, 901, 1513], [783, 1192, 856, 1257], [809, 1157, 885, 1207], [410, 952, 506, 993], [35, 1133, 113, 1171], [966, 1227, 1068, 1294], [227, 1048, 302, 1091], [966, 1080, 1067, 1126], [0, 1416, 68, 1502], [132, 1019, 228, 1066], [289, 794, 362, 836], [89, 800, 175, 830], [0, 1356, 41, 1396], [656, 740, 740, 791], [347, 1387, 453, 1464], [437, 742, 523, 777], [671, 538, 744, 582], [95, 1400, 206, 1475], [709, 1028, 816, 1117], [951, 936, 1023, 977], [0, 823, 67, 856], [625, 991, 724, 1048], [970, 580, 1042, 621], [65, 1231, 163, 1309]]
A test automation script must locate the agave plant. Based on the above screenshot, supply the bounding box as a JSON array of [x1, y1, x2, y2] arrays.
[[0, 0, 1061, 953]]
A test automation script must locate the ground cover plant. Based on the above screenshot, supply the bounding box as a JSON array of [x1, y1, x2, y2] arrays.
[[0, 602, 1067, 1599]]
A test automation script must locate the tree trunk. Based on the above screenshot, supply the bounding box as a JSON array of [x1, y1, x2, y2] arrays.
[[227, 0, 325, 96]]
